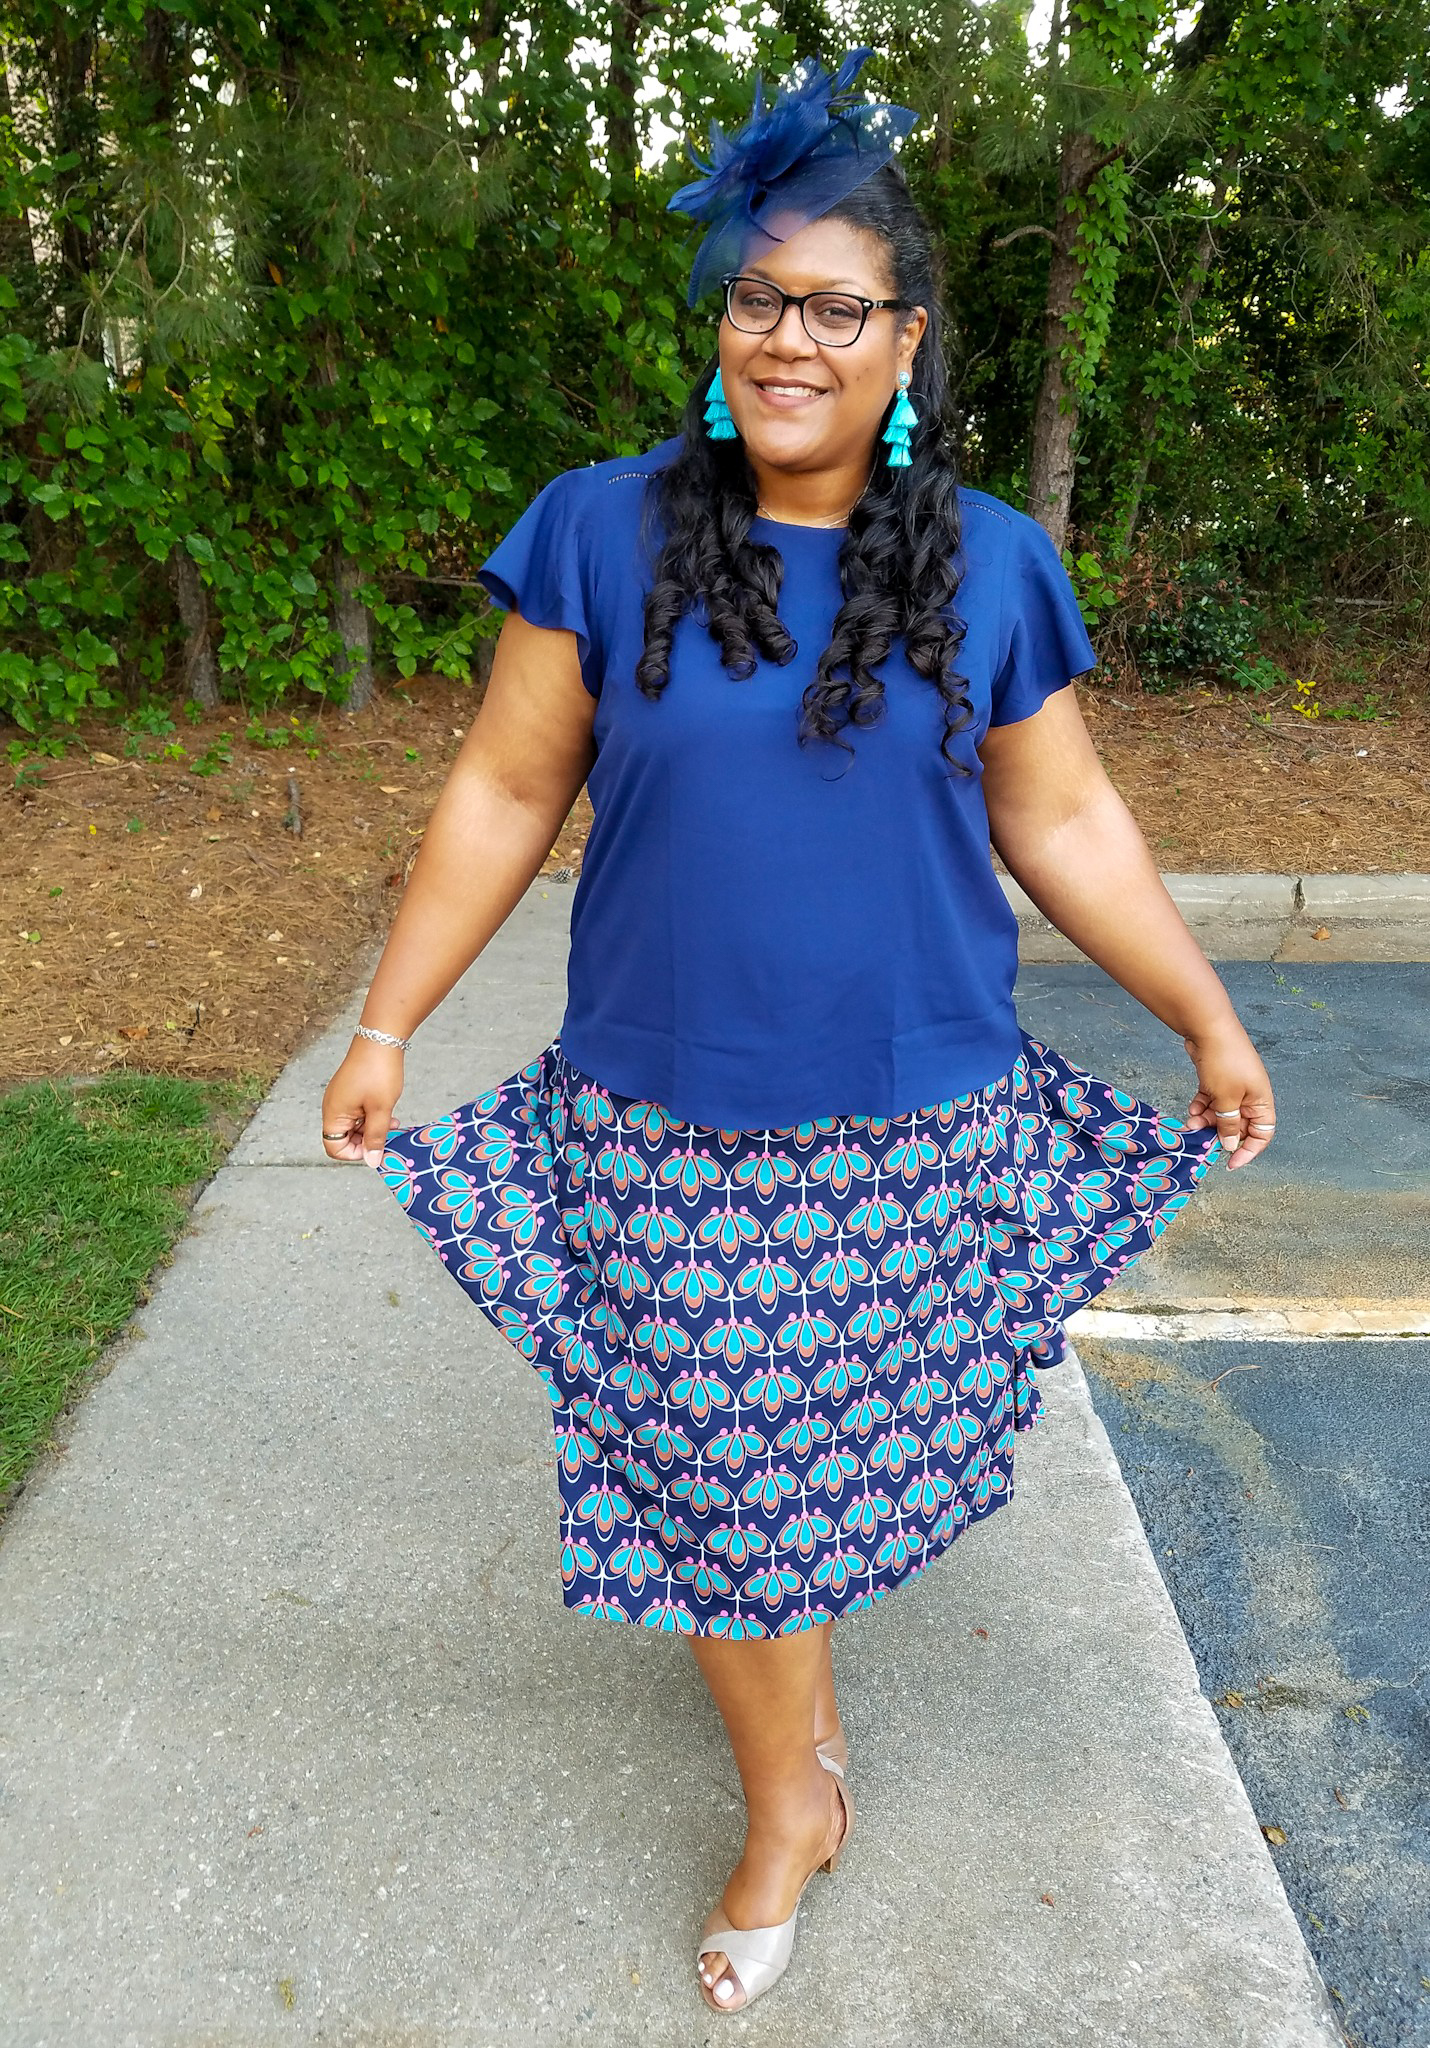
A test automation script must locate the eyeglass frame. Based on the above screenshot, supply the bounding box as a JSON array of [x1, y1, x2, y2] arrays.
[[719, 272, 911, 348]]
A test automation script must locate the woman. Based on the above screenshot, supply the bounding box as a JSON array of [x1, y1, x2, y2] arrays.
[[320, 51, 1275, 2018]]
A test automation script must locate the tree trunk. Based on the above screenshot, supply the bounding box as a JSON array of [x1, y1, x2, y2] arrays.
[[605, 1, 648, 240], [0, 56, 40, 301], [45, 14, 99, 350], [133, 5, 216, 695], [1121, 154, 1238, 552], [606, 0, 658, 413], [1024, 130, 1102, 551], [171, 551, 220, 708], [138, 5, 177, 121], [931, 104, 953, 176], [1043, 0, 1065, 84], [472, 0, 510, 98], [332, 551, 374, 710]]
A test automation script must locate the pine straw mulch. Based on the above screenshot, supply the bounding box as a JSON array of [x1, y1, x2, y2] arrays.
[[2, 682, 585, 1089], [1079, 683, 1430, 872], [3, 669, 1428, 1089]]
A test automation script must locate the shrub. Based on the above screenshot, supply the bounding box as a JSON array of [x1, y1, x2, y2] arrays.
[[1122, 557, 1266, 692]]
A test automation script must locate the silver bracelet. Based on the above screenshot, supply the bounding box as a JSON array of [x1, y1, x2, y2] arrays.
[[354, 1023, 413, 1051]]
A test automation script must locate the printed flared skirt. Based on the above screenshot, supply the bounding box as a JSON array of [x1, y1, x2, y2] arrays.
[[378, 1033, 1219, 1638]]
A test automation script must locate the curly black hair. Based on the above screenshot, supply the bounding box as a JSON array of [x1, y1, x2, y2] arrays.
[[635, 162, 969, 772]]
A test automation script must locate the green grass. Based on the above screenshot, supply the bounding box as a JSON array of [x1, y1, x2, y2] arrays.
[[0, 1074, 251, 1499]]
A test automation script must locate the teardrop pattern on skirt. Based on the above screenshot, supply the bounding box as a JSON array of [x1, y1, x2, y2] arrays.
[[379, 1034, 1219, 1638]]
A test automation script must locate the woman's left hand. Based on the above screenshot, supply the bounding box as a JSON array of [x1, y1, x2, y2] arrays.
[[1182, 1019, 1277, 1170]]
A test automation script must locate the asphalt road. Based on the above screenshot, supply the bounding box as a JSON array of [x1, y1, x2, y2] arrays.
[[1015, 961, 1430, 2048]]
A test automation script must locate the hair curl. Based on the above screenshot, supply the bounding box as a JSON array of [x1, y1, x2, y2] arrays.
[[635, 163, 970, 772]]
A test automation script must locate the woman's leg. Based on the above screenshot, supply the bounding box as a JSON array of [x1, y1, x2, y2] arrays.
[[691, 1620, 848, 2009]]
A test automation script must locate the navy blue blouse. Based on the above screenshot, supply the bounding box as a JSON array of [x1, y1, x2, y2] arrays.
[[476, 436, 1096, 1128]]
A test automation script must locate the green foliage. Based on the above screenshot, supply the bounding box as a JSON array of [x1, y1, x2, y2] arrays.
[[123, 701, 176, 738], [1065, 158, 1134, 395], [0, 0, 1427, 720], [244, 717, 291, 749], [1059, 0, 1164, 395], [1124, 559, 1267, 690], [1318, 691, 1399, 722], [8, 733, 66, 763], [879, 0, 1430, 678], [188, 733, 233, 777], [1062, 548, 1122, 630], [0, 1074, 248, 1496], [1222, 654, 1289, 697], [0, 1, 771, 727]]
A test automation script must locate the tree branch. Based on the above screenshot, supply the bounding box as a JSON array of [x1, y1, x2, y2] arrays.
[[992, 224, 1057, 249]]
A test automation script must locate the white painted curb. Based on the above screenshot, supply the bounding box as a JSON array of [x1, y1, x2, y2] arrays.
[[1001, 871, 1430, 923]]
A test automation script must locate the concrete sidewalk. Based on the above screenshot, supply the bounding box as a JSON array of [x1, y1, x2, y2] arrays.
[[0, 884, 1342, 2048]]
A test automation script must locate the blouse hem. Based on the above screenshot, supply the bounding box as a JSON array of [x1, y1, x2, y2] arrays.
[[556, 1013, 1028, 1131]]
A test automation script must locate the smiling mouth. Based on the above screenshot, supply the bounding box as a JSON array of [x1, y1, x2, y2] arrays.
[[752, 379, 828, 398]]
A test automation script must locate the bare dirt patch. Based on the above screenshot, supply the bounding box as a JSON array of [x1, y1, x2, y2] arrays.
[[3, 673, 1426, 1087]]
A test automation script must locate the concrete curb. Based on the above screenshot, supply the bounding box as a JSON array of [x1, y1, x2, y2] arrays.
[[1002, 871, 1430, 923]]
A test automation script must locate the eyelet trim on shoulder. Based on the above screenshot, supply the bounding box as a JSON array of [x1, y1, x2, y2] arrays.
[[963, 498, 1011, 525]]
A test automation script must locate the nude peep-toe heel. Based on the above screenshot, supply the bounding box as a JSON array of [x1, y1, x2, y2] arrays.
[[695, 1762, 854, 2013]]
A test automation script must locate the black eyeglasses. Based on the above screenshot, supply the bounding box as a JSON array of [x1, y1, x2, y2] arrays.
[[720, 272, 908, 348]]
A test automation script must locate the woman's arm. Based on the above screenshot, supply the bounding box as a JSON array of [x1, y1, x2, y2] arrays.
[[979, 684, 1276, 1169], [321, 611, 597, 1165]]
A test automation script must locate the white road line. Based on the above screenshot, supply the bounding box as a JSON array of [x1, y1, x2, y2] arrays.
[[1071, 1303, 1430, 1341]]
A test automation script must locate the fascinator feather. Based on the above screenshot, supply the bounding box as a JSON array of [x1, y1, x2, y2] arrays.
[[667, 48, 918, 307]]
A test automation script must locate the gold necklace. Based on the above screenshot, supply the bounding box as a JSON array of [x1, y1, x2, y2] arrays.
[[755, 503, 851, 528]]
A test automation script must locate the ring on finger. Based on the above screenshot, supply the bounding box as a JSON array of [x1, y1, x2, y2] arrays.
[[322, 1129, 352, 1141], [1213, 1107, 1242, 1118], [1248, 1121, 1276, 1132]]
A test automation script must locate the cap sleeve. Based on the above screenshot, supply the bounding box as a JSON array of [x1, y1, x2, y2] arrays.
[[477, 470, 602, 698], [988, 515, 1097, 727]]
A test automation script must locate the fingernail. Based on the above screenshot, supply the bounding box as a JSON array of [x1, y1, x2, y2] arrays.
[[364, 1149, 382, 1169], [1224, 1136, 1240, 1153]]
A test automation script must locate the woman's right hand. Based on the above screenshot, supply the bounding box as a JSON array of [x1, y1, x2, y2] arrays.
[[321, 1040, 406, 1167]]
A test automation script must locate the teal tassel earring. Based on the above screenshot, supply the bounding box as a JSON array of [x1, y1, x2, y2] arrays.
[[883, 369, 919, 468], [704, 366, 738, 441]]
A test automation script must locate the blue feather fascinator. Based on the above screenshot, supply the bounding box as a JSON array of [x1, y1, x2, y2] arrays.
[[667, 48, 918, 308]]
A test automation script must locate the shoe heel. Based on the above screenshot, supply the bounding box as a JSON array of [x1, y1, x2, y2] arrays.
[[820, 1772, 853, 1874]]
